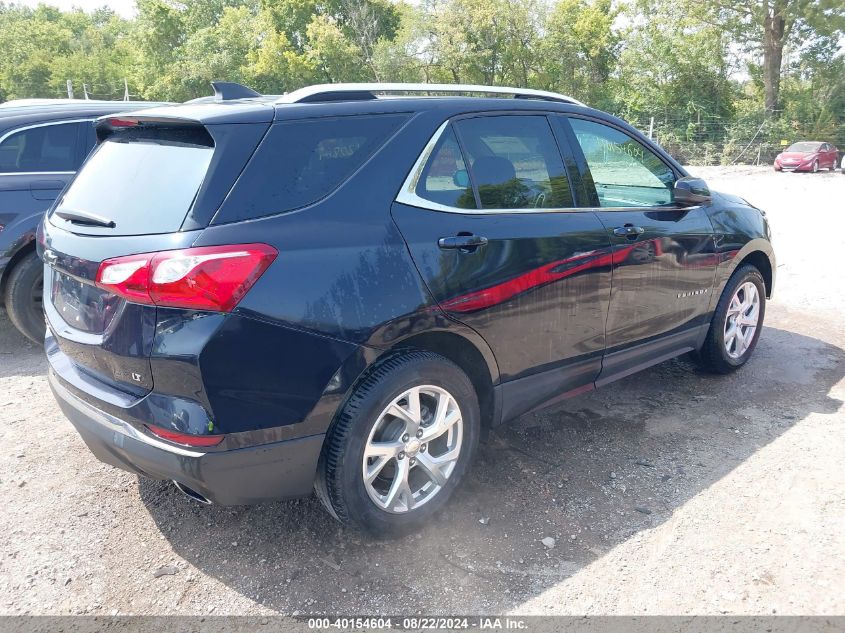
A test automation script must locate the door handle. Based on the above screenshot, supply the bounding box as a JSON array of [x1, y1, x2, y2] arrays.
[[613, 224, 645, 238], [438, 234, 488, 250]]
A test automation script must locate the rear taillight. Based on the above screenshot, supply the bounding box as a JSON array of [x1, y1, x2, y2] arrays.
[[96, 243, 277, 312], [145, 424, 224, 447]]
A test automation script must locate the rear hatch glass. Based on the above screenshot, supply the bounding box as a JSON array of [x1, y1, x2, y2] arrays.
[[49, 126, 213, 236]]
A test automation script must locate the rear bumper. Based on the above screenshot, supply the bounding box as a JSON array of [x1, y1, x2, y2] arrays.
[[49, 370, 324, 505]]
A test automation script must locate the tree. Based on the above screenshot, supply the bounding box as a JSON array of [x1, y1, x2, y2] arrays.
[[132, 0, 187, 99], [697, 1, 845, 113], [412, 0, 547, 86], [538, 0, 619, 107], [0, 0, 841, 162], [616, 1, 736, 120], [0, 4, 136, 100], [306, 14, 369, 83], [261, 0, 400, 74]]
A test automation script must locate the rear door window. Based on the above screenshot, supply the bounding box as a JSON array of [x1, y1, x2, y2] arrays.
[[0, 122, 82, 173], [216, 114, 409, 223], [414, 126, 476, 209], [406, 115, 575, 212], [454, 115, 573, 210], [51, 129, 214, 236]]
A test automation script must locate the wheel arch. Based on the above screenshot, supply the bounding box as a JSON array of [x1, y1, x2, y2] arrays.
[[391, 329, 499, 429], [301, 312, 502, 447], [715, 239, 775, 300], [737, 250, 773, 298]]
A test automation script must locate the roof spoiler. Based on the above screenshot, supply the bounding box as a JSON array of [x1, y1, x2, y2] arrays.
[[94, 114, 211, 143], [211, 81, 261, 101]]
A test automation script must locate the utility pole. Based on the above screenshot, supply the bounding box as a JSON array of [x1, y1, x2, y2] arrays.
[[66, 80, 74, 99], [123, 78, 129, 101]]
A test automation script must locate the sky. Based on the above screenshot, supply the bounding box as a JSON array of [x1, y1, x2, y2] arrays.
[[3, 0, 422, 14], [13, 0, 137, 16], [9, 0, 419, 15]]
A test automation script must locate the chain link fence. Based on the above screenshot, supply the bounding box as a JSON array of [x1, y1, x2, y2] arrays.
[[1, 80, 137, 103], [627, 110, 845, 166]]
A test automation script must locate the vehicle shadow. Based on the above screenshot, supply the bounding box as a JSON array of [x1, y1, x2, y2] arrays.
[[133, 325, 841, 613]]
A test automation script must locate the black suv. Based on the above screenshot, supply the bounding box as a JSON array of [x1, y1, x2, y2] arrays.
[[40, 83, 775, 534], [0, 99, 164, 342]]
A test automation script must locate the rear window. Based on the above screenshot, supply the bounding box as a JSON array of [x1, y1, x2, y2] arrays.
[[216, 114, 408, 223], [52, 132, 213, 236]]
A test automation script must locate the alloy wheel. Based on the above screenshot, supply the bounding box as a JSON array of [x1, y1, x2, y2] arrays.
[[362, 385, 463, 513], [724, 281, 760, 359]]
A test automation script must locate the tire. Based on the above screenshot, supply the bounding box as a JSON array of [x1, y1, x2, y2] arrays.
[[695, 264, 766, 374], [315, 351, 480, 535], [3, 251, 45, 344]]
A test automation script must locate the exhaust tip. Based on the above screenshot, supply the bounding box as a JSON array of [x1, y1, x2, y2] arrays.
[[173, 480, 211, 505]]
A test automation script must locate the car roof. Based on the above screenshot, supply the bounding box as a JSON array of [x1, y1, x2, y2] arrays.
[[0, 101, 169, 132], [96, 81, 595, 125], [107, 94, 598, 127]]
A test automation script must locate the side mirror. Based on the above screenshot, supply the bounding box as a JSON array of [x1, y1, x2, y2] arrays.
[[673, 176, 711, 206]]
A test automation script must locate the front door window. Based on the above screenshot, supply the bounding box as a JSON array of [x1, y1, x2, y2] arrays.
[[568, 118, 675, 207]]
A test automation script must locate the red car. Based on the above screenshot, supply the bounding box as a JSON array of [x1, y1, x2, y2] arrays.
[[774, 141, 839, 172]]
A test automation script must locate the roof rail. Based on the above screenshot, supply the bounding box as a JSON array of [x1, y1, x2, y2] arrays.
[[276, 83, 586, 107], [211, 81, 262, 101]]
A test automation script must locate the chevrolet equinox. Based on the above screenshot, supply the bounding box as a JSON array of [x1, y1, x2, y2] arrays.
[[39, 82, 775, 534]]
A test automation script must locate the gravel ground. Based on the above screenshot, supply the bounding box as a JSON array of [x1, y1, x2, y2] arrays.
[[0, 166, 843, 616]]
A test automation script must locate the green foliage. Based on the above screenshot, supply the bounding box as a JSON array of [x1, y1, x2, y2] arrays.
[[0, 0, 842, 164], [0, 4, 136, 100], [615, 1, 737, 122], [539, 0, 619, 109]]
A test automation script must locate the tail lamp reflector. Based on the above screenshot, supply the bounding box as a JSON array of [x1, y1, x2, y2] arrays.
[[145, 424, 224, 447]]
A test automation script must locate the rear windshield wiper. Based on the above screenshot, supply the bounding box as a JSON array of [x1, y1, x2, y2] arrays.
[[54, 209, 116, 228]]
